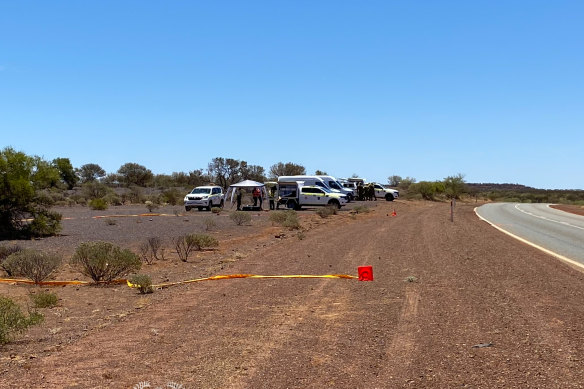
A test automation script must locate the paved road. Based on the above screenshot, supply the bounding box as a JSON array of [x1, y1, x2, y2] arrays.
[[476, 203, 584, 266]]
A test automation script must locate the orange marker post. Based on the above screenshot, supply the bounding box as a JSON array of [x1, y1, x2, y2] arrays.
[[358, 266, 374, 281]]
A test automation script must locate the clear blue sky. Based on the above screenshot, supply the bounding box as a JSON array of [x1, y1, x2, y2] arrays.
[[1, 1, 582, 189]]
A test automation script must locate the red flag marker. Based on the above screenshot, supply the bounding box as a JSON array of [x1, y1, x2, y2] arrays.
[[358, 266, 373, 281]]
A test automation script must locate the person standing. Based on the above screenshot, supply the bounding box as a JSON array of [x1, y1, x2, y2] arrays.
[[236, 188, 243, 210], [268, 186, 277, 210], [252, 187, 261, 207]]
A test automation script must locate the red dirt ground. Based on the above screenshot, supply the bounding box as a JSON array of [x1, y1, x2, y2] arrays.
[[1, 201, 584, 388]]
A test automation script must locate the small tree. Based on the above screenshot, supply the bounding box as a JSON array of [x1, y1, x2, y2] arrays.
[[77, 163, 106, 183], [0, 147, 62, 238], [387, 175, 402, 187], [269, 162, 306, 179], [117, 163, 153, 187], [443, 174, 468, 199], [70, 241, 141, 283], [52, 158, 78, 189]]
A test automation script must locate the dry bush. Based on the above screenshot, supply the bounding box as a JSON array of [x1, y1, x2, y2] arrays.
[[147, 237, 166, 260], [3, 249, 61, 283], [70, 241, 141, 283], [172, 234, 218, 262], [172, 235, 198, 262], [316, 206, 337, 218], [203, 216, 217, 231], [230, 211, 251, 226], [138, 242, 154, 265]]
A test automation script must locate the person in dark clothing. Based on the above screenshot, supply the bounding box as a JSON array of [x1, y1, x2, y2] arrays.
[[236, 188, 243, 210]]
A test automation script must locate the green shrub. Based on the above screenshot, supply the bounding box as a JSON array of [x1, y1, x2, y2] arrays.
[[3, 249, 62, 283], [70, 241, 141, 283], [269, 210, 300, 229], [88, 198, 108, 210], [0, 245, 22, 276], [27, 210, 62, 237], [316, 206, 336, 218], [129, 274, 153, 294], [282, 212, 300, 230], [189, 234, 219, 250], [123, 186, 144, 204], [161, 188, 182, 206], [269, 211, 289, 225], [144, 200, 159, 212], [30, 291, 59, 308], [211, 207, 222, 214], [104, 218, 117, 226], [82, 181, 110, 200], [103, 192, 122, 206], [0, 296, 44, 344], [230, 211, 251, 226]]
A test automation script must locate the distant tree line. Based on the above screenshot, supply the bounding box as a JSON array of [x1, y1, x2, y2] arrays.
[[3, 145, 583, 239]]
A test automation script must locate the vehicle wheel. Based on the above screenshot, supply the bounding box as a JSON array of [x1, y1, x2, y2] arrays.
[[328, 199, 341, 209], [219, 200, 224, 209], [207, 202, 213, 211], [385, 193, 394, 201], [185, 206, 191, 212]]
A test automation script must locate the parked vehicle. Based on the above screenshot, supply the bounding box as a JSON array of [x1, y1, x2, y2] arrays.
[[184, 185, 224, 211], [316, 175, 355, 201], [277, 180, 348, 210], [372, 183, 399, 201]]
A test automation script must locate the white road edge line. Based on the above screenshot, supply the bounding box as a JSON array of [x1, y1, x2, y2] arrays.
[[474, 207, 584, 271], [514, 204, 584, 231]]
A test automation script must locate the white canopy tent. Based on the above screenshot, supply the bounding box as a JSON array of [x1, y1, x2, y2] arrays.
[[224, 180, 269, 208]]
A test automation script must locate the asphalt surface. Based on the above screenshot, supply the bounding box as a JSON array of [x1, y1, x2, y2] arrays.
[[475, 203, 584, 266]]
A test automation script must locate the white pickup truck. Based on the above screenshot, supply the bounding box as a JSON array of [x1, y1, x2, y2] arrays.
[[372, 183, 399, 201], [277, 181, 348, 210]]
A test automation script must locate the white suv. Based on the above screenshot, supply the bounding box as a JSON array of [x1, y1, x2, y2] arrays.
[[184, 186, 224, 211]]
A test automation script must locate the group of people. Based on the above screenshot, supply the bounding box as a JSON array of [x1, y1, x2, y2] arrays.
[[236, 186, 278, 211], [357, 183, 377, 201]]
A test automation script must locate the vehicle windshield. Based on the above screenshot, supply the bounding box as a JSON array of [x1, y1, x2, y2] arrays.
[[319, 186, 334, 193], [190, 188, 211, 194], [328, 181, 342, 190]]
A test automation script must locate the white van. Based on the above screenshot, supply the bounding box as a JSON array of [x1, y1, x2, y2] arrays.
[[317, 176, 355, 201]]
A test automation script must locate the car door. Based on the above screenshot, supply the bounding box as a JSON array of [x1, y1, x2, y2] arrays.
[[374, 184, 385, 198]]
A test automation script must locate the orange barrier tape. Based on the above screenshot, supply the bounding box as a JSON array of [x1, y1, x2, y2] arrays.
[[128, 273, 358, 289]]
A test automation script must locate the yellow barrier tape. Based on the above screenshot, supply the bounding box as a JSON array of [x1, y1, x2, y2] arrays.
[[129, 273, 358, 289], [1, 274, 357, 288]]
